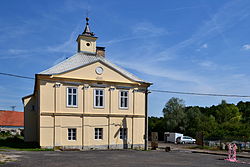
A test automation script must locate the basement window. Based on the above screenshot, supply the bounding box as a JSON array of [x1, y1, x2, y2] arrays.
[[94, 128, 103, 140], [67, 87, 77, 107], [119, 91, 129, 109], [68, 128, 76, 140]]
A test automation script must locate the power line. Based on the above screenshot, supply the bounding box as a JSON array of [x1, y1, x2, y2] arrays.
[[1, 72, 250, 98], [0, 72, 34, 80], [150, 89, 250, 98]]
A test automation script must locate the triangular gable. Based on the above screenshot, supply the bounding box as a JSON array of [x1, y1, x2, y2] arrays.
[[53, 61, 137, 84]]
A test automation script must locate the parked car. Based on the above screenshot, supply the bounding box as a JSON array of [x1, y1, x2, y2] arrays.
[[177, 136, 196, 144]]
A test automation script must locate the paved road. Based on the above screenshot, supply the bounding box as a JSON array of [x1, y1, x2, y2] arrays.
[[1, 149, 250, 167]]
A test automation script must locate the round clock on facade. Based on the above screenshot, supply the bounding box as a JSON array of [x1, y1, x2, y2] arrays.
[[95, 67, 103, 75]]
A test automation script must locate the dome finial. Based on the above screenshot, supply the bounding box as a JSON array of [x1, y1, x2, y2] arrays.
[[83, 17, 94, 36], [86, 17, 89, 25]]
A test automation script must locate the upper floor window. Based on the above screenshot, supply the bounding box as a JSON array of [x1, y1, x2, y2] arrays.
[[67, 87, 77, 107], [94, 89, 104, 108], [119, 91, 128, 109]]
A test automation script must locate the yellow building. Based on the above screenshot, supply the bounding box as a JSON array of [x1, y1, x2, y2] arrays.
[[23, 18, 152, 150]]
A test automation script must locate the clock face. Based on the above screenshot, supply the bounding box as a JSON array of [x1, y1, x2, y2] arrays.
[[95, 67, 103, 75]]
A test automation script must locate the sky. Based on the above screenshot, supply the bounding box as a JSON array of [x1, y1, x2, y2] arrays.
[[1, 0, 250, 116]]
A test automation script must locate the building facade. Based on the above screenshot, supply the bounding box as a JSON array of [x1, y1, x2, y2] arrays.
[[23, 18, 151, 150]]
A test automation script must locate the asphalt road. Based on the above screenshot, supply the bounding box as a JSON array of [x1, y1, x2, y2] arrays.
[[1, 149, 250, 167]]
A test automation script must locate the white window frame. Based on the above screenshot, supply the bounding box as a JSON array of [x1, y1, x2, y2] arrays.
[[119, 128, 127, 140], [94, 128, 103, 140], [67, 87, 78, 107], [94, 89, 104, 108], [119, 90, 129, 109], [68, 128, 76, 141]]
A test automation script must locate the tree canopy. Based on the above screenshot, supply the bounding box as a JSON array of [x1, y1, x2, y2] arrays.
[[149, 98, 250, 141]]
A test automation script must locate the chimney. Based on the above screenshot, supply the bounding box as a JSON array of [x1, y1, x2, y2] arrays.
[[96, 46, 105, 57]]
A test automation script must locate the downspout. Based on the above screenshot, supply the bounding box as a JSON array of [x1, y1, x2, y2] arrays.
[[132, 89, 135, 149], [82, 84, 89, 150], [108, 89, 111, 149], [108, 87, 114, 149], [82, 86, 85, 149], [53, 85, 56, 149], [53, 83, 60, 149], [144, 88, 149, 150]]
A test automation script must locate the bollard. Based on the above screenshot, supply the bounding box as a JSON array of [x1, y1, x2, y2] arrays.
[[165, 147, 171, 152]]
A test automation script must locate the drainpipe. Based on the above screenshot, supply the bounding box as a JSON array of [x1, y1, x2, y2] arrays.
[[108, 87, 115, 149], [144, 88, 149, 150], [54, 83, 61, 149]]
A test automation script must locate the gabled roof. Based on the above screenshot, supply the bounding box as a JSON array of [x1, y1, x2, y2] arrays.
[[0, 110, 24, 127], [39, 52, 151, 84]]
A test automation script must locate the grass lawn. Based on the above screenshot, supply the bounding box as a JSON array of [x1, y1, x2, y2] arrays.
[[188, 145, 223, 151], [0, 135, 53, 151]]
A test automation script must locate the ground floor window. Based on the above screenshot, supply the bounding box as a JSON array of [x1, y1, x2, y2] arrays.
[[68, 128, 76, 140], [95, 128, 103, 139], [120, 128, 127, 139]]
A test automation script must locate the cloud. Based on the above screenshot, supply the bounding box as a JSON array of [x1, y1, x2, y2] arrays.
[[162, 5, 208, 12], [196, 43, 208, 52], [157, 0, 250, 61], [0, 54, 31, 60], [100, 21, 167, 45], [62, 0, 89, 12], [242, 44, 250, 50], [132, 22, 167, 35], [8, 49, 29, 55], [53, 56, 67, 65], [46, 28, 79, 54], [113, 59, 204, 84], [201, 43, 208, 49], [198, 60, 217, 69]]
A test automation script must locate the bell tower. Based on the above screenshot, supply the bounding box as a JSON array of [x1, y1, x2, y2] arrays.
[[76, 17, 98, 53]]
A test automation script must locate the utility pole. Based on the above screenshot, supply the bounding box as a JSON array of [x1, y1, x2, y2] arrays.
[[10, 106, 16, 111]]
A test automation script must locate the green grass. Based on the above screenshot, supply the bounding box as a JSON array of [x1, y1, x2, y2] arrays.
[[0, 135, 53, 151], [188, 145, 221, 151], [0, 146, 53, 151]]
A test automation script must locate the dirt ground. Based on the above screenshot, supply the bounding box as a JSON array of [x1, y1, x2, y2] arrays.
[[0, 153, 19, 164]]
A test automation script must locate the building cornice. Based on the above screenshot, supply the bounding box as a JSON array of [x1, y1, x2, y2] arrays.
[[40, 112, 145, 118]]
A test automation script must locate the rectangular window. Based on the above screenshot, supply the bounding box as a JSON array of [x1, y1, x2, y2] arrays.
[[68, 128, 76, 140], [67, 87, 77, 107], [94, 128, 103, 140], [120, 128, 127, 139], [94, 89, 104, 108], [119, 91, 128, 109]]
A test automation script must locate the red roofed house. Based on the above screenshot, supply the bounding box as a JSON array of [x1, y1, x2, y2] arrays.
[[0, 110, 24, 135]]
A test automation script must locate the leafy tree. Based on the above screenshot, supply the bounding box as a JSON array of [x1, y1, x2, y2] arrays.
[[207, 100, 241, 124], [237, 101, 250, 123], [148, 97, 250, 142], [185, 106, 202, 137], [163, 97, 187, 133]]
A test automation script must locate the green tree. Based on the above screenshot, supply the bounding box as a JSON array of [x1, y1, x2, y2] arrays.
[[237, 101, 250, 123], [185, 106, 202, 137], [163, 97, 187, 133], [207, 100, 241, 124]]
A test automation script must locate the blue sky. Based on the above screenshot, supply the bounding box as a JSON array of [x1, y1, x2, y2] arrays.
[[1, 0, 250, 116]]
